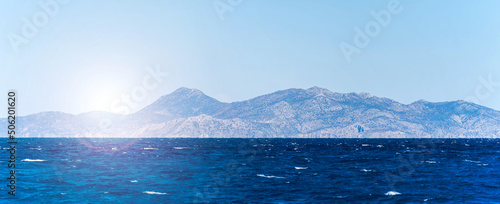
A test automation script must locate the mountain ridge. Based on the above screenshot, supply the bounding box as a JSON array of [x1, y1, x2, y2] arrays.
[[2, 87, 499, 138]]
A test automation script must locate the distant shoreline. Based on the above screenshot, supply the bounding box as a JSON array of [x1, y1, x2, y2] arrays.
[[4, 137, 499, 139]]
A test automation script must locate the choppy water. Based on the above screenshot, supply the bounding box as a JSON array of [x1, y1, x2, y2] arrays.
[[1, 138, 499, 203]]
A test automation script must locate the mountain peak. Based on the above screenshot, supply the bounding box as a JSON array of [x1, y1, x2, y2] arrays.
[[414, 99, 429, 104], [172, 87, 204, 95], [136, 87, 224, 119], [306, 86, 332, 95], [155, 87, 218, 105]]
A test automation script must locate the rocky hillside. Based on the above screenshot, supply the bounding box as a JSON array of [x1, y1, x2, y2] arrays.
[[2, 87, 500, 138]]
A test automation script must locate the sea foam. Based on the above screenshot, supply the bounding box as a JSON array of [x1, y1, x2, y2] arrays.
[[143, 191, 167, 195], [385, 191, 401, 196], [22, 159, 45, 162], [257, 174, 285, 179]]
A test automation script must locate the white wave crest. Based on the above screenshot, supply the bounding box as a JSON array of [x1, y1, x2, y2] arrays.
[[385, 191, 401, 196], [143, 148, 158, 150], [22, 159, 45, 162], [143, 191, 167, 195], [295, 167, 308, 170], [464, 159, 480, 163], [257, 174, 285, 179]]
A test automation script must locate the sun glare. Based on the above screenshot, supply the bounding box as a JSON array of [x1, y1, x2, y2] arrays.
[[88, 88, 119, 113]]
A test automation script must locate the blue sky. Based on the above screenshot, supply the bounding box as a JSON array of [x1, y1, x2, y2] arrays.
[[1, 0, 500, 116]]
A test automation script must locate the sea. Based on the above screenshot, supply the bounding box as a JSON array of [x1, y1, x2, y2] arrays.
[[1, 138, 499, 203]]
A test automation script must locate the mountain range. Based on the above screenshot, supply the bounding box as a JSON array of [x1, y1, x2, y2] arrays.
[[2, 87, 500, 138]]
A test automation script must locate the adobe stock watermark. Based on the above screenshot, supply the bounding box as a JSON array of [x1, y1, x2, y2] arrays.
[[192, 140, 263, 203], [77, 64, 168, 150], [7, 0, 70, 54], [99, 65, 169, 132], [384, 139, 436, 193], [340, 0, 403, 63], [464, 74, 500, 104], [213, 0, 244, 21]]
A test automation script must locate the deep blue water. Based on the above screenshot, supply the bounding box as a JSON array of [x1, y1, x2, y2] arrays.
[[1, 138, 500, 203]]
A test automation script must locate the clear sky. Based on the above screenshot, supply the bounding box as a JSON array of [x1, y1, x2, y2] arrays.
[[1, 0, 500, 116]]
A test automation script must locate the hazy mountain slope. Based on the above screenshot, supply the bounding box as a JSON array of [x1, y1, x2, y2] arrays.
[[2, 87, 499, 138]]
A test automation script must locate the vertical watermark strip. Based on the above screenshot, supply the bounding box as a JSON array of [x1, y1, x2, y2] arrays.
[[7, 90, 17, 196]]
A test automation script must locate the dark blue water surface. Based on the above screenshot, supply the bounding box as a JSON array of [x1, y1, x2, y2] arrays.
[[1, 138, 499, 203]]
